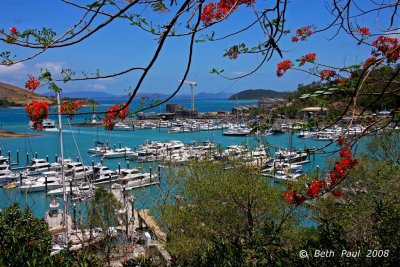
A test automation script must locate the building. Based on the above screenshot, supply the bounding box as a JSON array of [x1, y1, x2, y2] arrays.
[[258, 98, 287, 111], [231, 105, 258, 114], [165, 104, 184, 113]]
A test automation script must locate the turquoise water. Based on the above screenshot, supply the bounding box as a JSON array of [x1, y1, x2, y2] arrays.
[[0, 100, 334, 218]]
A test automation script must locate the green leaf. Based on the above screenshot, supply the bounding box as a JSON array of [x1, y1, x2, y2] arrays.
[[48, 82, 62, 93], [151, 1, 170, 13]]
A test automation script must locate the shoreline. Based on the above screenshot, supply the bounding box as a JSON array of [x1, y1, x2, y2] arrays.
[[0, 130, 39, 138]]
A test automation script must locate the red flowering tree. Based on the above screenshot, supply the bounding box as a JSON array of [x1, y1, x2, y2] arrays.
[[25, 100, 50, 130], [1, 2, 400, 264], [24, 75, 40, 93], [60, 100, 84, 120], [282, 137, 358, 206], [103, 103, 129, 131]]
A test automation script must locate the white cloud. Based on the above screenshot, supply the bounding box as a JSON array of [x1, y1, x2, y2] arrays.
[[34, 61, 64, 74], [388, 29, 400, 38], [229, 71, 247, 76], [0, 62, 27, 80], [85, 83, 107, 91]]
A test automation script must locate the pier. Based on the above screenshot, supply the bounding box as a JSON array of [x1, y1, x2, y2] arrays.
[[110, 185, 171, 265]]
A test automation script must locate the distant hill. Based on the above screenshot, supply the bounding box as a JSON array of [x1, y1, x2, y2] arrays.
[[0, 82, 53, 107], [228, 89, 286, 100]]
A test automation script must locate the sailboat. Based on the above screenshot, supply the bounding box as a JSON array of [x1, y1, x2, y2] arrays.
[[44, 91, 71, 242]]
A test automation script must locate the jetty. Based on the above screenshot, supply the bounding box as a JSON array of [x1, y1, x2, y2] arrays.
[[109, 185, 171, 265]]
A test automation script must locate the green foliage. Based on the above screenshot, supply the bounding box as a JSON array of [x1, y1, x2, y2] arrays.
[[20, 28, 56, 46], [151, 1, 170, 13], [0, 51, 15, 65], [61, 68, 75, 82], [161, 161, 301, 265], [305, 131, 400, 265], [86, 187, 122, 231], [0, 203, 105, 266], [123, 256, 158, 267], [209, 68, 224, 74], [86, 187, 123, 263], [0, 203, 52, 266], [161, 132, 400, 265]]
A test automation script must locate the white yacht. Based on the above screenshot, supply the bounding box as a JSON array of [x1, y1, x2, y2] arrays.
[[168, 126, 183, 133], [88, 142, 111, 156], [91, 164, 118, 185], [262, 162, 303, 181], [23, 158, 52, 176], [113, 122, 131, 131], [19, 171, 63, 192], [275, 150, 310, 165], [102, 147, 137, 159], [116, 168, 151, 184], [64, 161, 93, 181], [0, 164, 18, 187], [158, 121, 170, 128], [223, 126, 251, 136]]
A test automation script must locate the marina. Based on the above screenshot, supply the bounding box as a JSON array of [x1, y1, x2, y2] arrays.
[[0, 101, 333, 216]]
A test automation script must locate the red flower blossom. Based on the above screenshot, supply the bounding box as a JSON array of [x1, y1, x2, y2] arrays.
[[25, 76, 40, 93], [201, 0, 255, 25], [338, 136, 345, 145], [276, 60, 293, 77], [331, 191, 344, 197], [60, 100, 84, 120], [339, 148, 352, 159], [25, 101, 50, 130], [371, 36, 400, 63], [282, 137, 357, 205], [10, 27, 18, 34], [103, 103, 129, 131], [306, 179, 326, 198], [363, 57, 376, 69], [294, 26, 313, 41], [282, 190, 305, 205], [358, 27, 370, 36], [335, 78, 345, 85], [298, 53, 316, 66], [291, 36, 299, 42], [27, 241, 33, 246], [319, 69, 336, 80]]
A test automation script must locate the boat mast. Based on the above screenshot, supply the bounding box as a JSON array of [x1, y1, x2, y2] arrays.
[[56, 91, 68, 236]]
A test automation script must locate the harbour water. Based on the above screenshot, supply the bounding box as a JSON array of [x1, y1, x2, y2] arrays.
[[0, 99, 334, 218]]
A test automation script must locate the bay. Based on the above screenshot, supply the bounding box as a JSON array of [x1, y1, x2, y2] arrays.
[[0, 99, 333, 218]]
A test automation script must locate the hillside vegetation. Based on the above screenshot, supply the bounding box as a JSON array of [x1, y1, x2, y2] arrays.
[[228, 89, 287, 100], [0, 82, 53, 107]]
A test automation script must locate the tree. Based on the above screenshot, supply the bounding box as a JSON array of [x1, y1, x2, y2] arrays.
[[0, 0, 398, 132], [1, 0, 400, 265], [0, 203, 105, 266], [301, 131, 400, 265], [0, 203, 52, 266], [85, 187, 123, 264], [160, 160, 303, 265]]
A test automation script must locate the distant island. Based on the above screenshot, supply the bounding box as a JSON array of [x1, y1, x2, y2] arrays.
[[1, 81, 287, 106], [43, 91, 232, 101], [228, 89, 287, 100]]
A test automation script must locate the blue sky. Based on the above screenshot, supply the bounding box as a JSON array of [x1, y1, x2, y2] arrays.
[[0, 0, 388, 97]]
